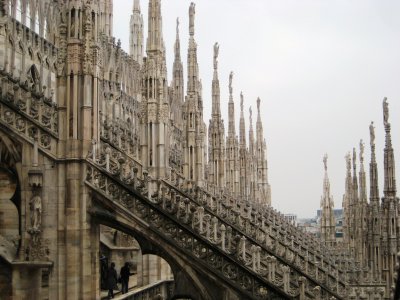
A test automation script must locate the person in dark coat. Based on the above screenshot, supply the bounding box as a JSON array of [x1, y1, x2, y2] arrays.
[[120, 262, 132, 294], [106, 262, 118, 299]]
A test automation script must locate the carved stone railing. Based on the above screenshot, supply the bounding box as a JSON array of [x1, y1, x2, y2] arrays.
[[171, 176, 358, 295], [115, 280, 174, 300], [86, 154, 295, 299], [0, 71, 58, 154], [85, 143, 347, 300], [100, 109, 140, 162], [163, 179, 347, 296], [160, 179, 345, 299]]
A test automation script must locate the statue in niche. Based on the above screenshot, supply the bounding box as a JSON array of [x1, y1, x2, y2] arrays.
[[383, 97, 389, 125], [213, 42, 219, 70], [29, 192, 42, 230], [369, 121, 375, 145]]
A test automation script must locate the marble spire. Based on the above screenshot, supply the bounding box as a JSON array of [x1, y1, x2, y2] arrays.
[[239, 92, 246, 148], [227, 72, 235, 137], [171, 17, 184, 128], [129, 0, 144, 65], [187, 2, 199, 97], [382, 97, 397, 197], [226, 71, 239, 195], [174, 18, 181, 61], [208, 41, 225, 186], [369, 121, 380, 204], [320, 154, 336, 247], [147, 0, 164, 54], [211, 42, 221, 117], [359, 139, 367, 204]]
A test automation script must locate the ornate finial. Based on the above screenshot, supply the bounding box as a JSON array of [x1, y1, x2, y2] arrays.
[[359, 139, 365, 164], [189, 2, 195, 36], [257, 97, 261, 114], [240, 92, 244, 112], [323, 154, 328, 171], [229, 71, 233, 95], [369, 121, 375, 146], [383, 97, 389, 126], [346, 152, 351, 172], [213, 42, 219, 70]]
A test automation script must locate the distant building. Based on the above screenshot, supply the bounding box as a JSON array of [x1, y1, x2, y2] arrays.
[[284, 214, 297, 226]]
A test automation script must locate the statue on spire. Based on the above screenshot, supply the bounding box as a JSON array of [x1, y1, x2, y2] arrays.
[[257, 97, 261, 114], [360, 139, 364, 164], [176, 18, 179, 36], [249, 106, 252, 123], [240, 92, 244, 112], [369, 121, 375, 146], [323, 154, 328, 171], [353, 148, 357, 168], [213, 42, 219, 70], [383, 97, 389, 126], [229, 72, 233, 95], [189, 3, 195, 36]]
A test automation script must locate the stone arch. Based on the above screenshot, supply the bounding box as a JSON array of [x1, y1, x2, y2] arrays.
[[90, 203, 214, 300]]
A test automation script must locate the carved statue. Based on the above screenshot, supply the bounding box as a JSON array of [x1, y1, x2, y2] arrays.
[[229, 72, 233, 95], [176, 18, 179, 36], [257, 97, 261, 114], [369, 121, 375, 146], [323, 154, 328, 171], [213, 42, 219, 70], [30, 194, 42, 230], [383, 97, 389, 125], [70, 16, 75, 38], [189, 3, 195, 35], [359, 139, 364, 163], [240, 92, 244, 112]]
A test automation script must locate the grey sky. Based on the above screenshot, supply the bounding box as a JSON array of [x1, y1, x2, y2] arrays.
[[113, 0, 400, 218]]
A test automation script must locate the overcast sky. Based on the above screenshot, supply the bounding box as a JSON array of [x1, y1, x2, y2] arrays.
[[113, 0, 400, 218]]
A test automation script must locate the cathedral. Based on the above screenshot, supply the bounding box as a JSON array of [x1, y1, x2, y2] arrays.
[[319, 98, 400, 299], [0, 0, 397, 299]]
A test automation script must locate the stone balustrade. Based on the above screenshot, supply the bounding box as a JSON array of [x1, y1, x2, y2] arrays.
[[0, 71, 58, 154], [163, 178, 347, 296], [0, 71, 58, 135], [85, 142, 349, 299], [113, 280, 174, 300]]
